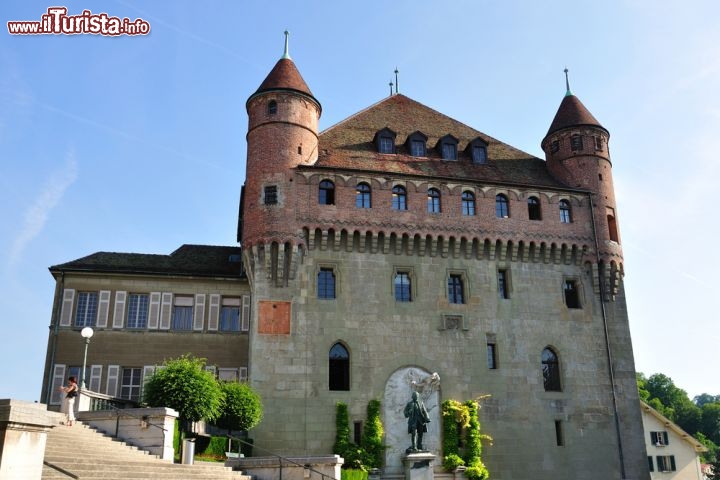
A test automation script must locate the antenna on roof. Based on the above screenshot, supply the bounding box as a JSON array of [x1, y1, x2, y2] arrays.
[[389, 81, 394, 97], [394, 68, 399, 94], [564, 67, 572, 96], [282, 30, 291, 60]]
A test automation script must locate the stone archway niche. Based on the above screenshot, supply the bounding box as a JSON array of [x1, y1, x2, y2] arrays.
[[382, 367, 441, 475]]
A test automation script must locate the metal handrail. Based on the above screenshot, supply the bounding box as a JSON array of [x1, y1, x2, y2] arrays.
[[226, 434, 338, 480]]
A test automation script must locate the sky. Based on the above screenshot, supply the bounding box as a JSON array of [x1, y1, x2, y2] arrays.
[[1, 1, 718, 403]]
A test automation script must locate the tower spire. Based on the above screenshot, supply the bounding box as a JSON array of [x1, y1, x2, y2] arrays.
[[564, 67, 572, 96], [394, 68, 399, 94], [282, 30, 291, 60]]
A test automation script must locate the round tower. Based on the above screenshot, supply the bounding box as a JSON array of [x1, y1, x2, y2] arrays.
[[541, 73, 623, 274], [241, 32, 321, 251]]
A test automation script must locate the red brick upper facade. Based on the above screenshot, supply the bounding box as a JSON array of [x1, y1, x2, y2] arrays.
[[240, 54, 624, 278]]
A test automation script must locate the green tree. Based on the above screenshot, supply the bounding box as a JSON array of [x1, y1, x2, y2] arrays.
[[701, 403, 720, 446], [143, 355, 223, 435], [216, 381, 263, 434], [696, 394, 720, 407]]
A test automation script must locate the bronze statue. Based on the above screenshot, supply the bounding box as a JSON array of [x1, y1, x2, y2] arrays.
[[404, 391, 430, 452]]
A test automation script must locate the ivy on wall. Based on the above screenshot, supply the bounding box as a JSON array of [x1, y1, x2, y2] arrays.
[[334, 400, 386, 471], [441, 399, 491, 480]]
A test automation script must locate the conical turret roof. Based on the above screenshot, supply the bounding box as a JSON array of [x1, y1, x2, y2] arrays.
[[545, 94, 607, 138], [254, 57, 315, 98]]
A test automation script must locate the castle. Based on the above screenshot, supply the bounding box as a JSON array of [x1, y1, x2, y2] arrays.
[[41, 38, 649, 479]]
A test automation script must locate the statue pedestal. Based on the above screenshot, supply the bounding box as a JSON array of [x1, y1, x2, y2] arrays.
[[403, 452, 435, 480]]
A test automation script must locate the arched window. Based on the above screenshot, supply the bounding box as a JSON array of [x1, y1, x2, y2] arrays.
[[542, 347, 561, 391], [427, 188, 441, 213], [495, 194, 509, 218], [392, 185, 407, 210], [319, 180, 335, 205], [329, 342, 349, 391], [528, 196, 541, 220], [462, 191, 475, 216], [267, 100, 277, 115], [559, 200, 572, 223], [356, 183, 371, 208]]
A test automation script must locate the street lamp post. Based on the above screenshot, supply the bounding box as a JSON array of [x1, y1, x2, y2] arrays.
[[80, 326, 94, 390]]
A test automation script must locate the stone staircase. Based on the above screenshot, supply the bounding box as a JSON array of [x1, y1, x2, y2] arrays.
[[42, 413, 250, 479]]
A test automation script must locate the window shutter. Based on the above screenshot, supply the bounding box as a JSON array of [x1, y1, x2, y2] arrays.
[[148, 292, 161, 329], [240, 367, 248, 382], [647, 456, 654, 472], [106, 365, 120, 397], [651, 432, 658, 444], [50, 364, 66, 405], [96, 290, 111, 327], [59, 289, 75, 327], [663, 431, 669, 445], [112, 291, 127, 329], [241, 295, 251, 331], [208, 294, 220, 331], [670, 456, 676, 471], [142, 365, 156, 400], [193, 294, 206, 331], [159, 293, 173, 330], [89, 364, 102, 392], [205, 365, 217, 377]]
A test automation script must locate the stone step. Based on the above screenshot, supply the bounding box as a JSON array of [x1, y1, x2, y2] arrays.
[[42, 419, 250, 480]]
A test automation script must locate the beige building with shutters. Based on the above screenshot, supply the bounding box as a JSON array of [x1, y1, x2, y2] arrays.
[[41, 245, 250, 406]]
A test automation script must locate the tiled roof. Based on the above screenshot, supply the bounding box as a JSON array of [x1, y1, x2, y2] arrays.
[[253, 58, 316, 100], [49, 244, 244, 278], [546, 94, 606, 137], [312, 94, 569, 189]]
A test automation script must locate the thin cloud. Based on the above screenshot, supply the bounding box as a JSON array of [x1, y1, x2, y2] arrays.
[[8, 150, 78, 267]]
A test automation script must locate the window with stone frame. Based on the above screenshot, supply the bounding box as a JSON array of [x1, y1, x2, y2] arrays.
[[447, 274, 465, 304], [497, 269, 509, 299], [318, 268, 336, 299], [394, 271, 412, 302], [570, 134, 583, 151], [563, 279, 581, 309], [264, 185, 278, 205]]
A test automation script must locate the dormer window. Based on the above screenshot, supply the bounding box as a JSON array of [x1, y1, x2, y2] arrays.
[[466, 138, 488, 164], [267, 100, 277, 115], [437, 135, 459, 160], [374, 128, 396, 154], [406, 132, 427, 157]]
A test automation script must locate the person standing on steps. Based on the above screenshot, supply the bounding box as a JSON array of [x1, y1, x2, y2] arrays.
[[59, 376, 78, 426]]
